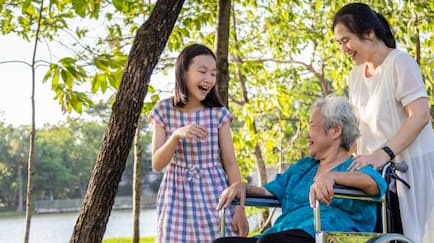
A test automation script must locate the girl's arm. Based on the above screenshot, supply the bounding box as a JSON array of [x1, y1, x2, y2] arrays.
[[219, 121, 242, 186], [218, 122, 245, 205], [151, 122, 208, 172], [151, 122, 179, 172], [218, 121, 249, 236]]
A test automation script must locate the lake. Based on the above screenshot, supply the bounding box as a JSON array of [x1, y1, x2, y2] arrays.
[[0, 209, 157, 243]]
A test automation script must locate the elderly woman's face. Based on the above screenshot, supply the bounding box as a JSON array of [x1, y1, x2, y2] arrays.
[[307, 108, 335, 159]]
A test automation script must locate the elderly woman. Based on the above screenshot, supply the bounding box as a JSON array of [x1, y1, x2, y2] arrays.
[[214, 95, 387, 243]]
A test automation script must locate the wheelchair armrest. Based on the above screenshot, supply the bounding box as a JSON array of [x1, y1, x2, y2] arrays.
[[231, 194, 281, 207], [230, 186, 374, 209], [220, 194, 280, 237], [333, 185, 372, 198]]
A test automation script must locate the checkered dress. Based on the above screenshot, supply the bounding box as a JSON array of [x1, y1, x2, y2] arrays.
[[150, 98, 236, 243]]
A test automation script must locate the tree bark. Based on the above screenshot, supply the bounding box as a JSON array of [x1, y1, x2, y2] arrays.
[[69, 1, 185, 242], [215, 0, 231, 107]]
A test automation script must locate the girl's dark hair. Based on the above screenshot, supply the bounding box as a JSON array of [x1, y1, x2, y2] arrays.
[[332, 3, 396, 48], [173, 43, 223, 108]]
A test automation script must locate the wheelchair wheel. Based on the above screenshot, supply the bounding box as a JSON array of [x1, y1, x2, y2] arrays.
[[367, 233, 414, 243]]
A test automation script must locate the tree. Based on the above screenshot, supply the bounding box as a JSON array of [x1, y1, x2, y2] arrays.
[[23, 1, 45, 241], [132, 115, 142, 243], [1, 0, 433, 237], [69, 0, 185, 242], [216, 0, 231, 107], [0, 122, 24, 209]]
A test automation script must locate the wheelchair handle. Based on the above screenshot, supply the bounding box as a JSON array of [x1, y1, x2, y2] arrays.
[[383, 161, 411, 189], [392, 162, 408, 173]]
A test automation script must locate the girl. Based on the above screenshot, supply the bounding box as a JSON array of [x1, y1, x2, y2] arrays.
[[332, 3, 434, 242], [150, 43, 248, 243]]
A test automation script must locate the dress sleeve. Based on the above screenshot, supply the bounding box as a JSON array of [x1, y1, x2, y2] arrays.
[[149, 101, 166, 128], [393, 52, 428, 107], [218, 107, 233, 128]]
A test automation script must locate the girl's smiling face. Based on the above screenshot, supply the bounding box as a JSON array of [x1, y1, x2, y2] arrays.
[[185, 54, 217, 103]]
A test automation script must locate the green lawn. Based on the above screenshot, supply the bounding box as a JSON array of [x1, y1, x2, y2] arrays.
[[103, 236, 154, 243]]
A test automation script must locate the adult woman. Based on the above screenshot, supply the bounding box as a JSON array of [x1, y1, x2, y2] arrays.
[[333, 3, 434, 242], [214, 96, 387, 243]]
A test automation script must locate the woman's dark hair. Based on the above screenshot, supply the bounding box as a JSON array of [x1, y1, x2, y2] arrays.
[[173, 43, 223, 108], [332, 3, 396, 48]]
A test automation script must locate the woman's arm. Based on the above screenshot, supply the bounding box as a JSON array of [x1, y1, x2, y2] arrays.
[[351, 98, 431, 170], [386, 98, 431, 156], [309, 171, 379, 207], [332, 171, 380, 195], [216, 181, 272, 210]]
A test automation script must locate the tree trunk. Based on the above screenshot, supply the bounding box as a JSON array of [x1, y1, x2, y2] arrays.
[[132, 115, 142, 243], [24, 1, 44, 242], [17, 164, 23, 213], [215, 0, 231, 107], [69, 1, 185, 242]]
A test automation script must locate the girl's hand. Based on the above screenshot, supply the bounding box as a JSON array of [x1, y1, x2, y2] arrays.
[[174, 124, 208, 141], [232, 206, 249, 237]]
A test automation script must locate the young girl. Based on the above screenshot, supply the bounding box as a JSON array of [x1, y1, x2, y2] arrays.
[[150, 43, 248, 243], [333, 3, 434, 242]]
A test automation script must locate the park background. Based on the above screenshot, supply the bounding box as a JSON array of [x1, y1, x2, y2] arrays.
[[0, 0, 433, 242]]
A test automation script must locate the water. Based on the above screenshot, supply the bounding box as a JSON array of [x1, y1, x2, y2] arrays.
[[0, 209, 157, 243]]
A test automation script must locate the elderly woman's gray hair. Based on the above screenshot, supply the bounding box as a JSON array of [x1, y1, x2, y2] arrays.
[[313, 95, 360, 150]]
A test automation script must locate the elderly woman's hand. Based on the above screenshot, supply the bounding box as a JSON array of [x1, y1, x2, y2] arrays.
[[216, 181, 246, 210], [309, 172, 336, 207]]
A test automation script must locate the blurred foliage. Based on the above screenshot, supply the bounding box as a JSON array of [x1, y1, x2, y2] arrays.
[[0, 0, 432, 187], [0, 117, 153, 206]]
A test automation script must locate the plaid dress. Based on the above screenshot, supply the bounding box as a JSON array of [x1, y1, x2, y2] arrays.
[[150, 98, 236, 243]]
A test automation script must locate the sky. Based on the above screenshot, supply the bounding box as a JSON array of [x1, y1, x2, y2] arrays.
[[0, 34, 174, 127], [0, 35, 63, 127]]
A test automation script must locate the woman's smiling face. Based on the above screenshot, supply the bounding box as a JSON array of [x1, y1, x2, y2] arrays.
[[307, 108, 335, 159], [334, 23, 370, 65]]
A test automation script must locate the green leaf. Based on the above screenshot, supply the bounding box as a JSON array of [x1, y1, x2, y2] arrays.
[[52, 67, 60, 89], [91, 74, 100, 93], [72, 0, 87, 17]]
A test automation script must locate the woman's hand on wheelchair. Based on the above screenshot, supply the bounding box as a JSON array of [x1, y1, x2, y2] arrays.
[[349, 151, 389, 171], [309, 173, 335, 208], [216, 181, 246, 210]]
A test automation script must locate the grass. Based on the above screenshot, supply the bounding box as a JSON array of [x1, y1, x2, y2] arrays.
[[103, 236, 154, 243], [101, 228, 261, 243], [0, 211, 23, 218]]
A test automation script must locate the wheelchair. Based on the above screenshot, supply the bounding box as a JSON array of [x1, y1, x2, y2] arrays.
[[220, 161, 414, 243]]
